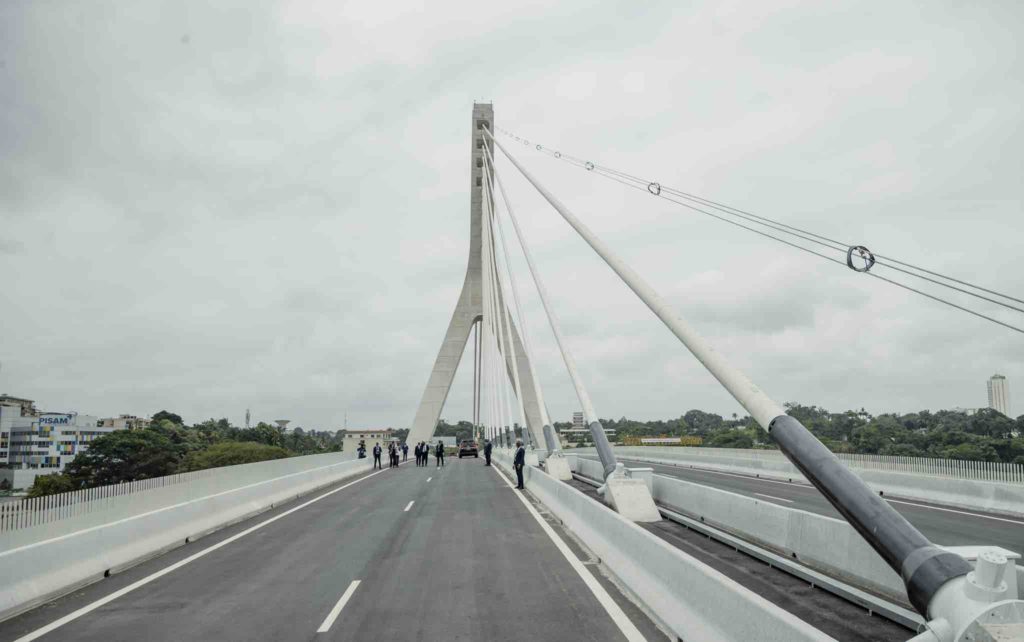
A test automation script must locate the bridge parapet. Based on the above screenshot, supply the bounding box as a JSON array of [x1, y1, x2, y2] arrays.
[[0, 453, 369, 621]]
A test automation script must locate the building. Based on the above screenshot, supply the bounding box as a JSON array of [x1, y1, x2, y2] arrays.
[[987, 374, 1011, 417], [99, 414, 152, 431], [0, 399, 117, 489], [337, 428, 395, 450], [951, 407, 980, 416], [0, 394, 37, 417], [572, 412, 585, 430]]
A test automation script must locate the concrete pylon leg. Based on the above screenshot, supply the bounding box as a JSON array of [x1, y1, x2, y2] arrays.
[[407, 103, 546, 447]]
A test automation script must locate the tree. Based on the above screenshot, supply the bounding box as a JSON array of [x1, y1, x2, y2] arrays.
[[64, 429, 181, 487], [151, 410, 184, 426], [27, 473, 75, 497], [183, 442, 290, 471]]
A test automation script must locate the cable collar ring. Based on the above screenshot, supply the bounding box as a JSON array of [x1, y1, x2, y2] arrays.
[[847, 245, 876, 273]]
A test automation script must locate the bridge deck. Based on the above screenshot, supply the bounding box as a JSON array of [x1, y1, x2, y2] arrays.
[[0, 458, 660, 642]]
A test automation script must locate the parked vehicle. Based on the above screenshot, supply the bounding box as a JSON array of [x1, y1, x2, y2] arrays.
[[458, 440, 479, 458]]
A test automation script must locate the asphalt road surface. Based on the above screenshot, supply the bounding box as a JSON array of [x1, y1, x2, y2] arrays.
[[0, 458, 663, 642], [582, 455, 1024, 556]]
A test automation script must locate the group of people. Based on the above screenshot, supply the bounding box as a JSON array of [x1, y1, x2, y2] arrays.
[[357, 436, 523, 488], [413, 441, 446, 467]]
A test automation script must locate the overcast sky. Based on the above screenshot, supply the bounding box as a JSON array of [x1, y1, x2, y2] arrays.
[[2, 0, 1022, 430]]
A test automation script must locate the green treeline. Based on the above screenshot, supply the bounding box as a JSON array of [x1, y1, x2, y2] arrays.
[[26, 405, 1023, 498], [563, 405, 1024, 464], [26, 411, 344, 498]]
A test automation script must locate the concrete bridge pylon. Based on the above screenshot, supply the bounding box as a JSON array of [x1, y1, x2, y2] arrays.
[[406, 103, 544, 447]]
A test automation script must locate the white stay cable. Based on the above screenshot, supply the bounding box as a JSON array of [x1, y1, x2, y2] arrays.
[[484, 169, 532, 447], [483, 178, 512, 442], [479, 198, 497, 443], [483, 145, 554, 435], [482, 183, 510, 445], [489, 131, 786, 429], [480, 140, 600, 426]]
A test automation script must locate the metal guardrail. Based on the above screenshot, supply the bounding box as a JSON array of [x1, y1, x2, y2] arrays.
[[614, 446, 1024, 484], [0, 452, 354, 537]]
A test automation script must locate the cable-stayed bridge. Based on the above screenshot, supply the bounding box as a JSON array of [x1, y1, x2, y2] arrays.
[[0, 104, 1021, 642]]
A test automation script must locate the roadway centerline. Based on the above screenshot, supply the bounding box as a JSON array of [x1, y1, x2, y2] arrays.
[[316, 580, 361, 633], [755, 493, 794, 504], [11, 467, 392, 642], [403, 501, 415, 512], [426, 477, 432, 482], [490, 465, 647, 642]]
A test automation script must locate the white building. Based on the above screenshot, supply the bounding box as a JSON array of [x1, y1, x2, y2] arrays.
[[336, 428, 395, 450], [99, 414, 152, 431], [987, 374, 1011, 417], [0, 400, 116, 490]]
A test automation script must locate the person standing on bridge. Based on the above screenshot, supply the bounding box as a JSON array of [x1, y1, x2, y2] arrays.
[[372, 442, 382, 469], [513, 439, 526, 489], [435, 440, 445, 467], [413, 442, 420, 466], [420, 441, 428, 466], [402, 442, 409, 462], [484, 439, 492, 466]]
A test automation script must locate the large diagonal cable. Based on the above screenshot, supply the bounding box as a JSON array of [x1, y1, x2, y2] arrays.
[[483, 171, 528, 447], [483, 146, 560, 453], [498, 129, 1024, 334], [481, 134, 618, 478], [485, 170, 533, 448]]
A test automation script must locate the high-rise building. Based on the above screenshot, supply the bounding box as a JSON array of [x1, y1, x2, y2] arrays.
[[987, 374, 1010, 417]]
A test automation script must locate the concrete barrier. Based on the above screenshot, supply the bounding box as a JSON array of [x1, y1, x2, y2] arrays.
[[649, 474, 909, 605], [0, 455, 371, 621], [576, 447, 1024, 518], [493, 452, 834, 641]]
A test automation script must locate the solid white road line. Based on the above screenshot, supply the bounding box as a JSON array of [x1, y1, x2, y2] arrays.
[[608, 456, 1024, 525], [404, 501, 415, 512], [755, 493, 794, 504], [13, 468, 392, 642], [883, 497, 1024, 525], [426, 477, 432, 482], [316, 580, 361, 633], [490, 465, 647, 642]]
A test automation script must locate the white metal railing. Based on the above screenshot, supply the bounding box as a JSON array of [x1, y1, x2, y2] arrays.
[[608, 446, 1024, 484], [0, 452, 355, 539]]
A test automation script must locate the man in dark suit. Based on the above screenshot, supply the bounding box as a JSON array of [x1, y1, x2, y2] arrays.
[[483, 440, 493, 466], [435, 441, 445, 467], [513, 439, 526, 489], [372, 442, 382, 469]]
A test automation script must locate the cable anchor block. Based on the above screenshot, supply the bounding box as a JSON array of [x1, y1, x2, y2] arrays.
[[585, 161, 595, 171], [647, 182, 661, 196]]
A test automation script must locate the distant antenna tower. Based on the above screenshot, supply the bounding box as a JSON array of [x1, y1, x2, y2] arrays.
[[245, 408, 251, 429]]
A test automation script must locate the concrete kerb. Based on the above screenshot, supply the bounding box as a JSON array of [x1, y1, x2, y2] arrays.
[[0, 458, 372, 622], [493, 452, 835, 641]]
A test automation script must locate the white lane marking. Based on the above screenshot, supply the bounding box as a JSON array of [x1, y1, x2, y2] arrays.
[[316, 580, 361, 633], [883, 498, 1024, 525], [13, 468, 391, 642], [606, 456, 1024, 525], [426, 477, 432, 483], [404, 501, 415, 512], [490, 466, 646, 642], [755, 493, 794, 504]]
